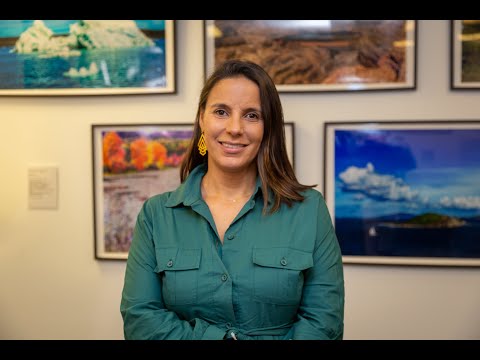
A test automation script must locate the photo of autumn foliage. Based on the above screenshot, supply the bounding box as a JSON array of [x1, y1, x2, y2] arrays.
[[93, 124, 193, 259], [102, 129, 189, 174]]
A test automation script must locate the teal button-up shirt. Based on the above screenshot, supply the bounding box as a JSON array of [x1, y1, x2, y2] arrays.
[[120, 164, 344, 340]]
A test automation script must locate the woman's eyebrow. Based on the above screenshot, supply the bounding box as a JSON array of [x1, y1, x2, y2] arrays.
[[208, 103, 262, 114]]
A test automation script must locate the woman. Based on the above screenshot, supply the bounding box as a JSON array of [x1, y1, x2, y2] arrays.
[[120, 59, 345, 340]]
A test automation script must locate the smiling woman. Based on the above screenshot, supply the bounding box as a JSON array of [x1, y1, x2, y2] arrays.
[[200, 77, 264, 177], [120, 59, 345, 340], [198, 76, 265, 241]]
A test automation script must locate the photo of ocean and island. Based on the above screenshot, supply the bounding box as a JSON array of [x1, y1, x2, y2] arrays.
[[0, 20, 172, 93], [333, 126, 480, 260]]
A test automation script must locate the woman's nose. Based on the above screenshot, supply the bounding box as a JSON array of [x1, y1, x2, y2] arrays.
[[226, 114, 244, 135]]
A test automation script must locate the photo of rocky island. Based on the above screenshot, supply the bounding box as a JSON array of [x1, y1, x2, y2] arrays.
[[0, 20, 175, 95], [325, 122, 480, 265], [206, 20, 416, 92]]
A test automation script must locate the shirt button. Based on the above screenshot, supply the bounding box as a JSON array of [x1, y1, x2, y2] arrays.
[[167, 260, 173, 267], [280, 258, 287, 266], [221, 274, 228, 282], [227, 234, 235, 240]]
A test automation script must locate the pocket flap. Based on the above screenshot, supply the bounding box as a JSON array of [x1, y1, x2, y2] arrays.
[[154, 248, 201, 272], [253, 247, 313, 270]]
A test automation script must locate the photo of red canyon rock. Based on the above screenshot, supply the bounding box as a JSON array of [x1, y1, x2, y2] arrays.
[[209, 20, 415, 90]]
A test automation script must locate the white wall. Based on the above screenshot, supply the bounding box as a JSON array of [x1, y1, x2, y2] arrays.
[[0, 20, 479, 340]]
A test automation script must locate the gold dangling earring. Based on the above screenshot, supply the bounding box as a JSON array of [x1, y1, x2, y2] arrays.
[[198, 131, 207, 156]]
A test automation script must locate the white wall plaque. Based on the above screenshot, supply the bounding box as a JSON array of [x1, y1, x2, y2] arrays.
[[28, 166, 58, 209]]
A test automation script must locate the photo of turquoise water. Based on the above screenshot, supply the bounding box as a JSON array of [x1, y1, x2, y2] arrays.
[[0, 20, 170, 91]]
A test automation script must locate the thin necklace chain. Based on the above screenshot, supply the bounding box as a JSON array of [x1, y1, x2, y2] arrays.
[[202, 179, 254, 203]]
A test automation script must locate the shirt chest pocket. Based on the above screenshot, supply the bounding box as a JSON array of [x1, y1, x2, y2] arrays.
[[253, 247, 313, 306], [154, 247, 201, 306]]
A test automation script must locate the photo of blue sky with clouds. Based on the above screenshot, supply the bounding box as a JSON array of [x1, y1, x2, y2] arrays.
[[334, 128, 480, 219]]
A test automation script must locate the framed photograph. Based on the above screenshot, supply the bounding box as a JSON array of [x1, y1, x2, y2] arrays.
[[451, 20, 480, 89], [324, 121, 480, 266], [0, 20, 175, 95], [204, 20, 416, 92], [92, 122, 295, 260], [92, 123, 193, 260]]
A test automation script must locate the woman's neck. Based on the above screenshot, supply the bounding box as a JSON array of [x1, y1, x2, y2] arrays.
[[201, 167, 257, 202]]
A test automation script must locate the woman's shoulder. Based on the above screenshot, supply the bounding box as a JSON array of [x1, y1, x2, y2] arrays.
[[142, 190, 176, 209], [148, 191, 170, 202], [301, 187, 325, 201], [297, 188, 331, 214]]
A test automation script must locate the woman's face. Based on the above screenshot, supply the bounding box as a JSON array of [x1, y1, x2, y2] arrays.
[[200, 76, 264, 174]]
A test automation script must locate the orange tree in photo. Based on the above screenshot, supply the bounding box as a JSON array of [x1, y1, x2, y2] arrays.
[[149, 141, 168, 169], [103, 131, 127, 174], [130, 137, 149, 171]]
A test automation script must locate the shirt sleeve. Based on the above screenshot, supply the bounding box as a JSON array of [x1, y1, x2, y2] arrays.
[[120, 200, 226, 340], [283, 194, 345, 340]]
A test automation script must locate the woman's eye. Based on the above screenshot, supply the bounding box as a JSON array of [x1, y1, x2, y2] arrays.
[[215, 109, 227, 116], [246, 113, 259, 120]]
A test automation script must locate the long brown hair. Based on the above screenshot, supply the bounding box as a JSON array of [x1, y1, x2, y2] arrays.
[[180, 59, 314, 214]]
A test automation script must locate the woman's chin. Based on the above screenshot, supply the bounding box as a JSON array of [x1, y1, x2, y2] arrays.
[[214, 159, 255, 173]]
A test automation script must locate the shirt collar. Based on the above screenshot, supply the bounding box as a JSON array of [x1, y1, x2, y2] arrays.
[[164, 164, 205, 207], [164, 163, 265, 208]]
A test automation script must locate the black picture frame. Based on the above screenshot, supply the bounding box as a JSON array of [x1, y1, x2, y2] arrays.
[[0, 20, 176, 95], [451, 20, 480, 90], [324, 120, 480, 266], [204, 20, 417, 93], [92, 123, 193, 260]]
